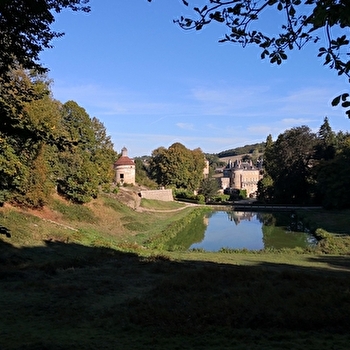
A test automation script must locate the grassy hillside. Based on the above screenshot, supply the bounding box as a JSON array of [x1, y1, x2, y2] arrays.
[[217, 142, 265, 158], [1, 190, 350, 349]]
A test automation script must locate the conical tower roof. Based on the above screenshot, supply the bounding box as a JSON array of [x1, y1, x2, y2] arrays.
[[114, 147, 134, 166]]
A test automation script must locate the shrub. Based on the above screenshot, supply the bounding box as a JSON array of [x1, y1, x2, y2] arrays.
[[239, 189, 247, 199], [174, 188, 195, 200], [212, 194, 230, 202], [196, 194, 205, 204]]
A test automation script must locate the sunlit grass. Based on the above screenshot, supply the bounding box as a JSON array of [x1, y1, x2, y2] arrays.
[[140, 198, 186, 210], [51, 198, 97, 223]]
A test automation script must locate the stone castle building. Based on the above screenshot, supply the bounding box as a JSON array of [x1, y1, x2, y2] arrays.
[[221, 159, 263, 197], [114, 147, 135, 185]]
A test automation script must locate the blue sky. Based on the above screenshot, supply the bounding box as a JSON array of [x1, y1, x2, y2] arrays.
[[40, 0, 350, 157]]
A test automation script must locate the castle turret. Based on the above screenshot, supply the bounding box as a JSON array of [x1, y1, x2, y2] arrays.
[[114, 147, 135, 185]]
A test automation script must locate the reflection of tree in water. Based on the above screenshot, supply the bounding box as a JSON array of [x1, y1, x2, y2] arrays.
[[164, 213, 208, 250], [257, 212, 308, 233], [257, 212, 277, 226], [258, 212, 313, 249], [224, 211, 309, 233], [227, 211, 256, 225]]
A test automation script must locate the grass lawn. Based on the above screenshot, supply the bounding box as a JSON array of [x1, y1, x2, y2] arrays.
[[1, 197, 350, 349]]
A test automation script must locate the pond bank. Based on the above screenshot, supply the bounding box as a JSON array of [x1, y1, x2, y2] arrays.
[[232, 204, 323, 212], [205, 199, 323, 212]]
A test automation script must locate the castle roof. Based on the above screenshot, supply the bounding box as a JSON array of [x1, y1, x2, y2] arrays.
[[114, 156, 135, 166]]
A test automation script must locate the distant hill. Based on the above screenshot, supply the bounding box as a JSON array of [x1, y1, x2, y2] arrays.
[[217, 142, 265, 158]]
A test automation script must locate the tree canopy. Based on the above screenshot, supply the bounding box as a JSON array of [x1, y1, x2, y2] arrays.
[[258, 119, 350, 208], [0, 69, 117, 207], [149, 0, 350, 116], [263, 125, 317, 204], [149, 143, 206, 190], [0, 0, 90, 76]]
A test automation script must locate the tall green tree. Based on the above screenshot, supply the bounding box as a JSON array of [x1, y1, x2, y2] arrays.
[[257, 134, 274, 202], [0, 135, 25, 205], [0, 71, 116, 207], [0, 69, 62, 207], [11, 144, 53, 208], [149, 143, 205, 191], [56, 101, 116, 203], [60, 151, 100, 203], [262, 126, 317, 204], [90, 117, 117, 190], [315, 116, 336, 160], [198, 177, 219, 202], [149, 146, 168, 187], [257, 174, 274, 203], [315, 132, 350, 208], [189, 147, 207, 190]]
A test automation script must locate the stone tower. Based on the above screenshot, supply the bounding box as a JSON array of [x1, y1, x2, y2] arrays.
[[114, 147, 135, 185]]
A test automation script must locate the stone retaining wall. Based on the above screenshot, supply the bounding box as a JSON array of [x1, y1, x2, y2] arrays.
[[140, 189, 173, 202]]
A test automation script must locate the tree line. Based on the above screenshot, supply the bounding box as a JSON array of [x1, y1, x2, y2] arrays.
[[0, 68, 117, 207], [2, 68, 349, 211], [134, 121, 350, 209], [258, 118, 350, 209], [2, 0, 350, 211], [217, 142, 265, 158], [139, 119, 350, 209]]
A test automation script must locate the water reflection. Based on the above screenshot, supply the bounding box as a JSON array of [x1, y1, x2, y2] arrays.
[[165, 210, 317, 252], [227, 211, 256, 225]]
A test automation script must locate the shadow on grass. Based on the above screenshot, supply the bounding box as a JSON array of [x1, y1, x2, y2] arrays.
[[307, 255, 350, 270], [0, 224, 11, 237], [1, 235, 350, 349]]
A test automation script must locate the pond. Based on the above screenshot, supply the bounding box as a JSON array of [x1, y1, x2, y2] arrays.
[[165, 210, 318, 252]]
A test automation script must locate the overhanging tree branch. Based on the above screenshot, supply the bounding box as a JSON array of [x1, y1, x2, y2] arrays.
[[148, 0, 350, 117], [0, 0, 90, 76]]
